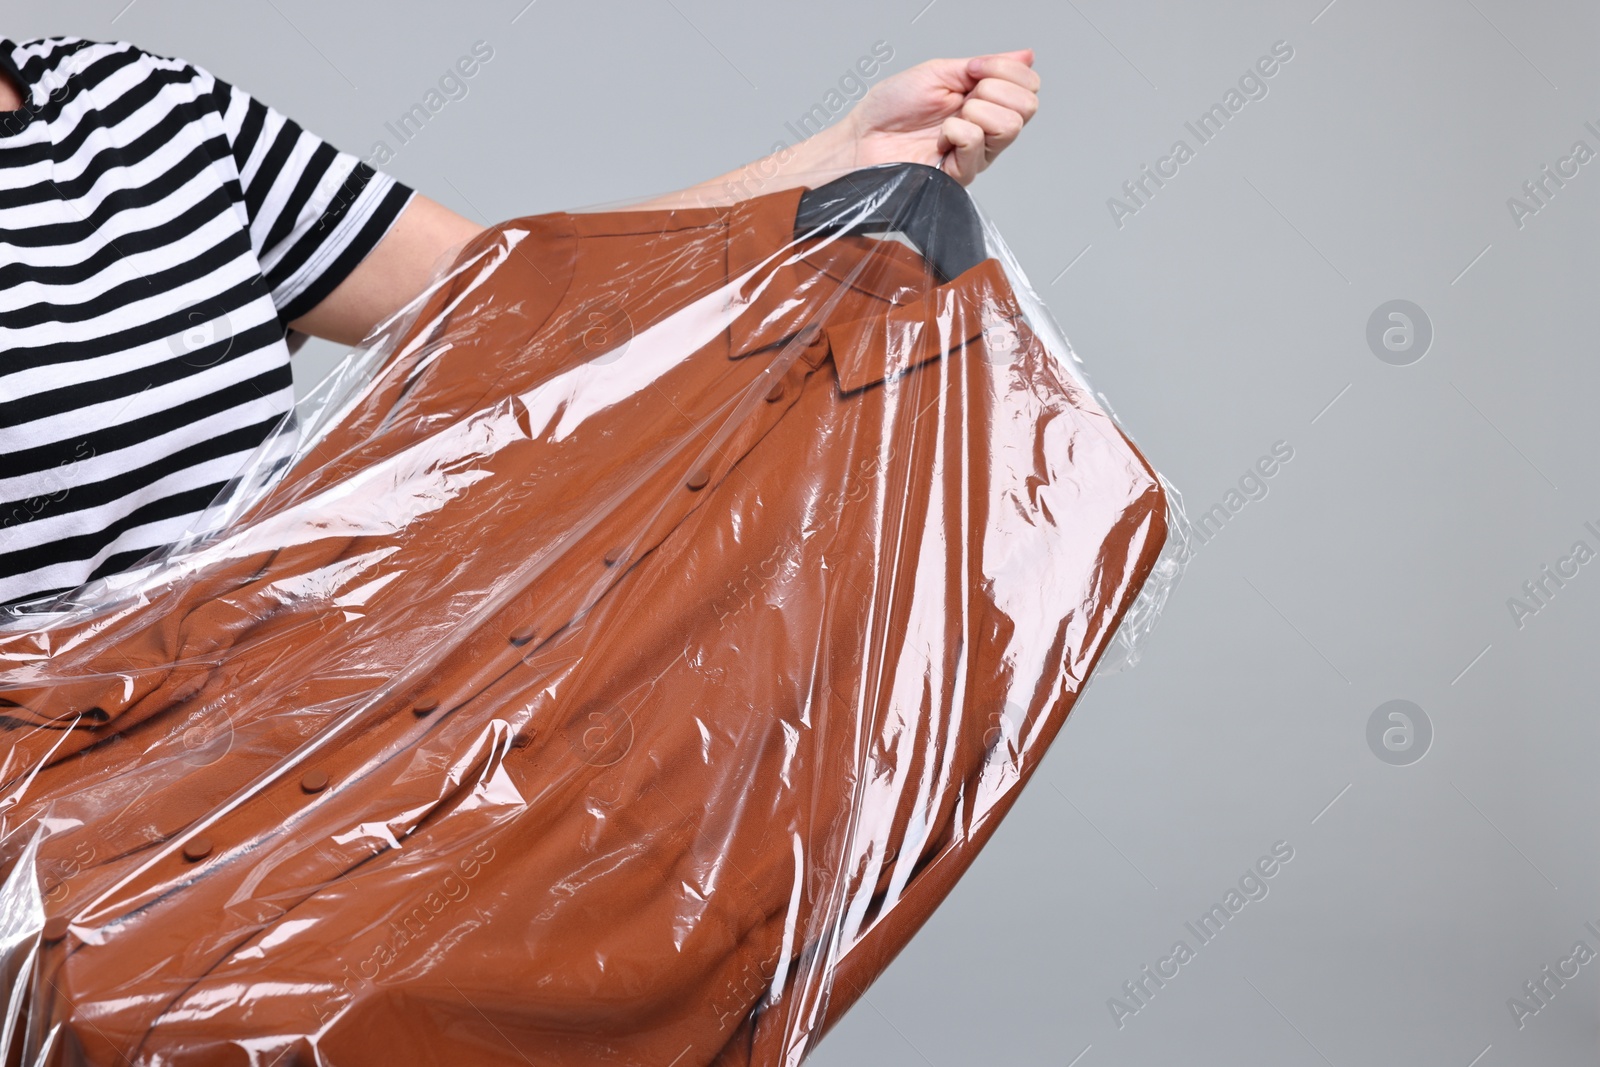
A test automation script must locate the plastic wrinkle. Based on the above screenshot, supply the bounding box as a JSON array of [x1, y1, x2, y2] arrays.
[[0, 165, 1186, 1066]]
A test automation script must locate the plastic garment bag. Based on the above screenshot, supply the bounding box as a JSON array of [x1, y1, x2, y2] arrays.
[[0, 163, 1185, 1066]]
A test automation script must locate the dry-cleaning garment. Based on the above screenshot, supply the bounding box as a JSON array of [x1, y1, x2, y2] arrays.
[[0, 179, 1169, 1067]]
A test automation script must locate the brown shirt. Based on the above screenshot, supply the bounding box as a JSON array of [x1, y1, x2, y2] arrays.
[[1, 181, 1167, 1066]]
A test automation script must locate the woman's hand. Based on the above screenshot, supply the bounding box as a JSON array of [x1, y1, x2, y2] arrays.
[[838, 50, 1041, 186]]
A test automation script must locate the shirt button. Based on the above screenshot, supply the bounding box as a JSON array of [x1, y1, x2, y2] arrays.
[[42, 915, 71, 942], [412, 697, 440, 717], [182, 837, 214, 863], [300, 769, 330, 794], [508, 624, 539, 647], [765, 380, 785, 403], [685, 467, 710, 491], [604, 546, 628, 566]]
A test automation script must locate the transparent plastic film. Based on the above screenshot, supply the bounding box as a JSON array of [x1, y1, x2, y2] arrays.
[[0, 162, 1182, 1067]]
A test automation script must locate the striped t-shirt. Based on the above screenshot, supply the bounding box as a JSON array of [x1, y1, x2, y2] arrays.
[[0, 35, 414, 607]]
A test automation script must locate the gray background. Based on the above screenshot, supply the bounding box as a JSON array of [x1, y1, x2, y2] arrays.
[[6, 1, 1596, 1064]]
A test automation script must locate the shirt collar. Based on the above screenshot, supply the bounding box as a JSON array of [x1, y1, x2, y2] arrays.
[[821, 256, 1023, 392], [726, 183, 1026, 392]]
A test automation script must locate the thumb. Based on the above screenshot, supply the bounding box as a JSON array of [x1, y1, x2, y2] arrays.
[[967, 48, 1034, 75]]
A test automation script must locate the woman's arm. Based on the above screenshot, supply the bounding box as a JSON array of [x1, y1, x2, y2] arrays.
[[630, 50, 1041, 209], [289, 49, 1039, 346], [287, 193, 486, 347]]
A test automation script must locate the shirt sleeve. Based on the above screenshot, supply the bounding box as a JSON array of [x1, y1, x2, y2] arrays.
[[189, 63, 417, 327]]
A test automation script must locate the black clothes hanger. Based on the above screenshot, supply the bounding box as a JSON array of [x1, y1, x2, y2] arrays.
[[793, 162, 987, 283]]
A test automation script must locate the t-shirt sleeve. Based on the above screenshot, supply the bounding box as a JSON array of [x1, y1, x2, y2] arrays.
[[192, 65, 416, 326]]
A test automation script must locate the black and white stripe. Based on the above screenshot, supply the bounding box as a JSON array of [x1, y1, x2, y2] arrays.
[[0, 35, 413, 607]]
